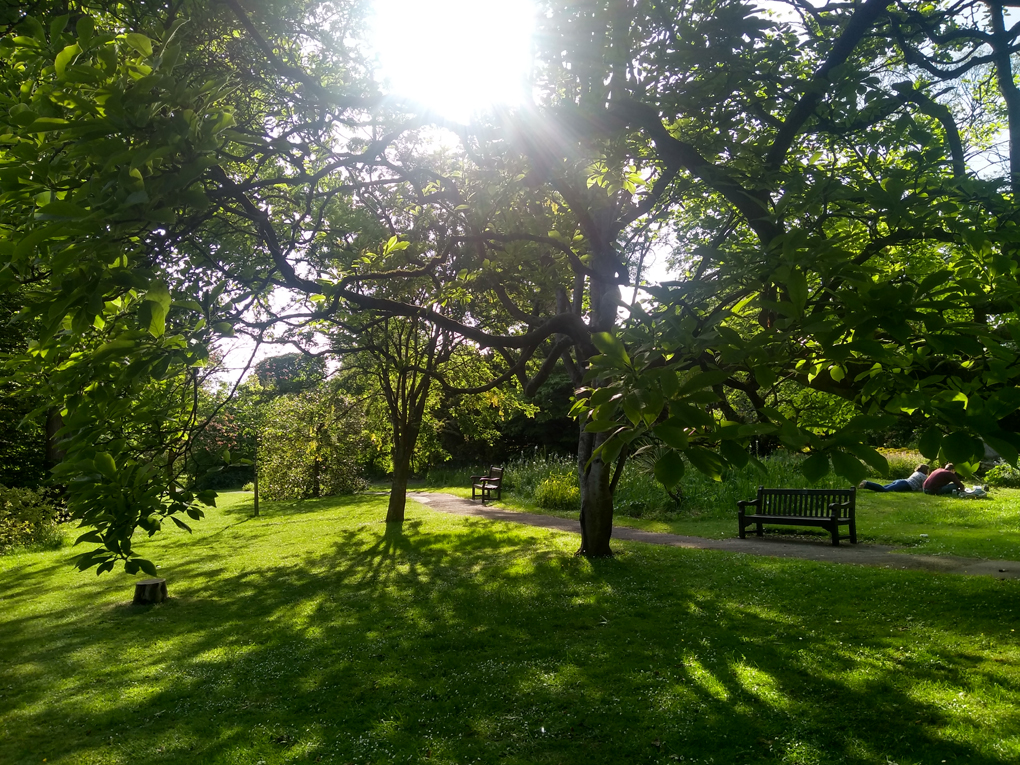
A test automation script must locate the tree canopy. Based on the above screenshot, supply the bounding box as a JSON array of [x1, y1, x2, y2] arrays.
[[3, 0, 1020, 569]]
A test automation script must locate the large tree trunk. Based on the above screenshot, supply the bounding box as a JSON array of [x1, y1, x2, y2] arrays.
[[576, 427, 615, 556], [573, 234, 623, 557]]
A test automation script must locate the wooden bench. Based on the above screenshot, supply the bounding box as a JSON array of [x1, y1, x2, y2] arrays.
[[471, 466, 504, 504], [737, 486, 857, 546]]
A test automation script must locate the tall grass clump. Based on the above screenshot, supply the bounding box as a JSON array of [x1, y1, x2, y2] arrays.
[[502, 453, 576, 497], [872, 449, 927, 478], [669, 451, 849, 518], [497, 451, 855, 519]]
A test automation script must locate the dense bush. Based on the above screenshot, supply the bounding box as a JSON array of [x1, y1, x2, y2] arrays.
[[259, 388, 370, 501], [0, 485, 59, 552], [493, 451, 851, 518], [984, 463, 1020, 488]]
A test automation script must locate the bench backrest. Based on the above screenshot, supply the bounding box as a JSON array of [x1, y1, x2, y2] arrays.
[[488, 466, 504, 483], [756, 487, 855, 518]]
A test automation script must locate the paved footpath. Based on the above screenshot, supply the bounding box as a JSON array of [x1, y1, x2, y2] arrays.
[[408, 492, 1020, 580]]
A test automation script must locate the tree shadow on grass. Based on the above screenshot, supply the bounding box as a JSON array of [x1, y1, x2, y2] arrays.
[[1, 518, 1018, 764], [218, 492, 383, 520]]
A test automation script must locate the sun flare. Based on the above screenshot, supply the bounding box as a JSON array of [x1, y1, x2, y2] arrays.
[[369, 0, 535, 123]]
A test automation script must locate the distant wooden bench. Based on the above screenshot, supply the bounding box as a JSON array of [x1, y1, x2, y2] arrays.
[[471, 466, 504, 504], [738, 486, 857, 546]]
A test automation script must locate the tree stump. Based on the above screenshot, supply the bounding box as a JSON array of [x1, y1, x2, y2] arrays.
[[132, 578, 168, 605]]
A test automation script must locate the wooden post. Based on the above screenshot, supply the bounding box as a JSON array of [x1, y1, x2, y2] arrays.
[[133, 578, 167, 605], [253, 431, 260, 518]]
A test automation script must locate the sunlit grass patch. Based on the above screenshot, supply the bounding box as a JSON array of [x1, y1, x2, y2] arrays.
[[0, 492, 1018, 764]]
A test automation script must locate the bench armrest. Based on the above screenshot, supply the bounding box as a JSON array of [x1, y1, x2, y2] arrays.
[[736, 499, 759, 510], [827, 499, 854, 515]]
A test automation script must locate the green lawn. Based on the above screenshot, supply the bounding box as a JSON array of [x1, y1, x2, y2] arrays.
[[2, 491, 1019, 764], [484, 488, 1020, 561]]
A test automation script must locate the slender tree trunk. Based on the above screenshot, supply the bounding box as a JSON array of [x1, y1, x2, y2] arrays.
[[387, 433, 413, 524], [45, 408, 64, 469], [576, 427, 615, 556], [572, 235, 623, 557]]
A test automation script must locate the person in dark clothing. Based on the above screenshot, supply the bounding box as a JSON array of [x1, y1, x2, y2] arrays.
[[922, 463, 966, 495], [859, 464, 929, 492]]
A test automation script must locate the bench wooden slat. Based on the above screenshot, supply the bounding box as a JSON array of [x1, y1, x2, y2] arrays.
[[738, 486, 857, 545]]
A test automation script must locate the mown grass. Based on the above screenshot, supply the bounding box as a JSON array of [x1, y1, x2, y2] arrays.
[[483, 489, 1020, 561], [2, 491, 1019, 764], [430, 455, 1020, 560]]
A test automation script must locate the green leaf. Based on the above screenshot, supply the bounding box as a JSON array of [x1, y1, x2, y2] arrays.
[[830, 451, 867, 485], [679, 370, 730, 394], [144, 282, 171, 312], [170, 516, 193, 533], [25, 118, 72, 133], [588, 387, 619, 407], [75, 530, 103, 546], [918, 426, 943, 460], [787, 267, 808, 312], [94, 452, 117, 479], [753, 365, 777, 390], [654, 450, 685, 490], [940, 432, 980, 464], [124, 32, 153, 56], [686, 446, 725, 480], [599, 435, 625, 465], [652, 424, 689, 450], [591, 332, 630, 366], [196, 490, 217, 506], [585, 419, 618, 433], [719, 439, 749, 469], [136, 558, 158, 577], [801, 452, 830, 483], [657, 369, 679, 398], [76, 16, 95, 44], [622, 393, 642, 426], [35, 200, 87, 218], [93, 337, 139, 362], [54, 43, 80, 76], [983, 435, 1020, 467], [844, 442, 888, 475]]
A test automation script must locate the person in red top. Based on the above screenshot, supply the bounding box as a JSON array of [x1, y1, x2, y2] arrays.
[[922, 463, 966, 495]]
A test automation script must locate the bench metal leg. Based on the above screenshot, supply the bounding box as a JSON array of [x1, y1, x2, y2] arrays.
[[756, 522, 763, 537]]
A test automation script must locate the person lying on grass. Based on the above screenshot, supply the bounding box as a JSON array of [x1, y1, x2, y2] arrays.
[[859, 464, 930, 493], [923, 463, 966, 495]]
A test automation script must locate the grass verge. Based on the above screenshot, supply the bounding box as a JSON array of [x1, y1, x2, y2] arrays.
[[4, 492, 1017, 764], [447, 487, 1020, 561]]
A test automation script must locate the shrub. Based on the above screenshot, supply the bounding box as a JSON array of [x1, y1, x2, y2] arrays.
[[873, 449, 927, 478], [0, 485, 59, 552], [259, 387, 370, 500], [985, 463, 1020, 488], [534, 473, 580, 511], [242, 482, 255, 492]]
